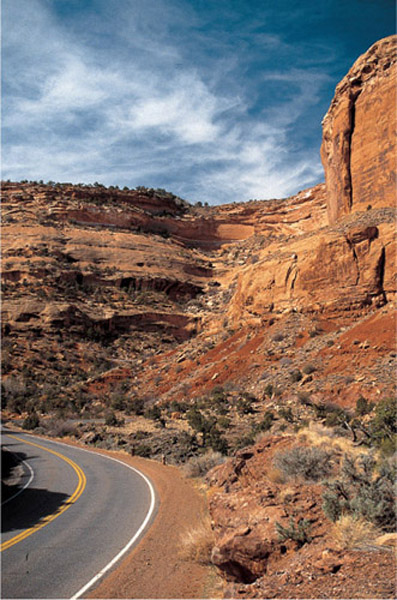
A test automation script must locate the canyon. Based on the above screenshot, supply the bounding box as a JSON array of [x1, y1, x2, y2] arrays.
[[1, 35, 396, 599]]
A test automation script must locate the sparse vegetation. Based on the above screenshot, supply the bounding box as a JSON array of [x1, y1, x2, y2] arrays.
[[22, 411, 40, 430], [179, 516, 214, 564], [183, 451, 225, 478], [273, 445, 334, 482], [331, 514, 379, 550], [275, 517, 312, 547], [322, 453, 396, 532]]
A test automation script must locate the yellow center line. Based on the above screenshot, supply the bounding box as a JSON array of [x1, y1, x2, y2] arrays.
[[1, 435, 87, 552]]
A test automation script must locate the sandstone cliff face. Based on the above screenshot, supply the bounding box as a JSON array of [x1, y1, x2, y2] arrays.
[[321, 35, 397, 224]]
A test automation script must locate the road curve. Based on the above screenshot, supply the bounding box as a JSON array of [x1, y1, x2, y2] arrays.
[[1, 428, 157, 599]]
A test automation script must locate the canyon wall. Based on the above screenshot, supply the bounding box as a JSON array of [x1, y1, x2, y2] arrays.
[[321, 35, 396, 224]]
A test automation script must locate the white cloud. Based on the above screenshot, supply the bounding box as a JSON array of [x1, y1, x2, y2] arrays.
[[2, 0, 330, 203]]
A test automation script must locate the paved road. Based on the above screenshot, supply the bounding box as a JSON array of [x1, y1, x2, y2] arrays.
[[1, 428, 157, 599]]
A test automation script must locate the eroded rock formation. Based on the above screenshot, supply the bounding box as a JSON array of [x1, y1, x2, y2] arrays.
[[321, 35, 396, 224]]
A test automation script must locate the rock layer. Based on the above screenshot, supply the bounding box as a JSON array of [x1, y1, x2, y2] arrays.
[[321, 35, 397, 224]]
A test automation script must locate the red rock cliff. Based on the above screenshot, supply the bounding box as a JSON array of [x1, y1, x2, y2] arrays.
[[321, 35, 396, 224]]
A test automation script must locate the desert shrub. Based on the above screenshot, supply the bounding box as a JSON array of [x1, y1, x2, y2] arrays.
[[355, 396, 374, 417], [22, 412, 40, 430], [368, 397, 396, 446], [322, 453, 396, 532], [126, 397, 145, 415], [236, 397, 255, 415], [302, 363, 316, 375], [309, 327, 322, 338], [263, 383, 273, 398], [206, 427, 228, 454], [144, 404, 162, 422], [179, 516, 214, 564], [313, 402, 350, 428], [331, 515, 379, 550], [297, 391, 312, 406], [134, 444, 151, 458], [45, 418, 79, 438], [278, 407, 294, 423], [183, 451, 225, 478], [110, 394, 126, 411], [168, 400, 189, 414], [187, 408, 228, 453], [273, 445, 333, 482], [275, 517, 312, 547], [104, 411, 124, 427], [234, 432, 256, 451], [211, 385, 226, 402], [187, 408, 213, 434], [289, 369, 302, 383], [217, 416, 231, 429], [259, 410, 274, 432]]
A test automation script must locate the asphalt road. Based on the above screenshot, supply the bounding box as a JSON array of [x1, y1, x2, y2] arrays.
[[1, 428, 157, 599]]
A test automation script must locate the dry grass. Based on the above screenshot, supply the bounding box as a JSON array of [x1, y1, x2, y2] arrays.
[[332, 515, 379, 550], [278, 485, 296, 503], [266, 466, 285, 484], [179, 515, 215, 564], [297, 422, 371, 457]]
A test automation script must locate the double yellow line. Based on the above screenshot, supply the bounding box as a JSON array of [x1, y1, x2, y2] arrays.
[[1, 435, 87, 552]]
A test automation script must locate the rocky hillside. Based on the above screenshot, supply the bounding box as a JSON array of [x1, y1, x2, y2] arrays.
[[1, 35, 396, 599]]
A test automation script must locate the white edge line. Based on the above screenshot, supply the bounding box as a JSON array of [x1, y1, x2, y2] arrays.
[[17, 432, 157, 600], [1, 446, 35, 506]]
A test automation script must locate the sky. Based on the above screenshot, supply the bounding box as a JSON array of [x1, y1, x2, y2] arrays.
[[2, 0, 395, 204]]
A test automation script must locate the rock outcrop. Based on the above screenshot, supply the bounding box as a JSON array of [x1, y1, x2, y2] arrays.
[[321, 35, 396, 224]]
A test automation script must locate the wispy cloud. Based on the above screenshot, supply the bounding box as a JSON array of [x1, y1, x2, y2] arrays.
[[2, 0, 342, 203]]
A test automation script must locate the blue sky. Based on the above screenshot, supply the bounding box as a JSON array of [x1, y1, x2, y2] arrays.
[[2, 0, 395, 204]]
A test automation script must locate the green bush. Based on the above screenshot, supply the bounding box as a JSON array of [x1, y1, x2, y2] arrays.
[[323, 453, 396, 532], [313, 402, 349, 428], [275, 517, 312, 547], [22, 412, 40, 430], [144, 404, 162, 422], [105, 411, 119, 426], [207, 427, 228, 454], [369, 398, 396, 446], [355, 396, 374, 416], [259, 410, 274, 432], [218, 416, 231, 429], [127, 397, 145, 415], [187, 408, 228, 453], [234, 432, 256, 451], [273, 445, 333, 482]]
